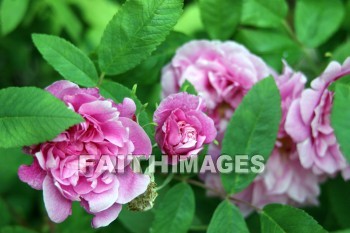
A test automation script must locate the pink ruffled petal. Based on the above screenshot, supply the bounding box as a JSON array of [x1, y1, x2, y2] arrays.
[[83, 178, 119, 213], [116, 98, 136, 118], [119, 117, 152, 157], [285, 99, 310, 142], [18, 159, 46, 190], [92, 203, 122, 228], [43, 176, 72, 223], [116, 166, 150, 204]]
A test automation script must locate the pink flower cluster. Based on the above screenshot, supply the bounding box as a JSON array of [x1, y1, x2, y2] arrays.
[[161, 40, 350, 212], [19, 81, 152, 228], [18, 39, 350, 226]]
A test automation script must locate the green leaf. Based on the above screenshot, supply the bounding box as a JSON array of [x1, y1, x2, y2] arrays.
[[0, 199, 11, 227], [260, 204, 327, 233], [325, 177, 350, 229], [332, 230, 350, 233], [221, 77, 281, 194], [32, 34, 99, 87], [235, 29, 302, 70], [180, 80, 198, 95], [0, 147, 31, 193], [0, 87, 83, 148], [241, 0, 288, 28], [295, 0, 345, 48], [1, 226, 37, 233], [331, 83, 350, 162], [115, 31, 192, 85], [151, 183, 195, 233], [119, 209, 154, 233], [207, 200, 249, 233], [333, 40, 350, 63], [199, 0, 242, 40], [0, 0, 29, 35], [99, 81, 154, 142], [99, 0, 183, 75], [57, 203, 94, 233]]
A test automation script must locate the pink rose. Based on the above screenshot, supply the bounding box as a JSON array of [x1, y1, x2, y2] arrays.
[[161, 40, 270, 111], [18, 80, 152, 228], [285, 58, 350, 175], [153, 92, 216, 164], [203, 64, 320, 213], [161, 40, 271, 163]]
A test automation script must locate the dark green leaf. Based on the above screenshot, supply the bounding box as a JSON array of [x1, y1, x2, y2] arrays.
[[199, 0, 242, 40], [241, 0, 288, 28], [0, 199, 11, 227], [1, 226, 37, 233], [119, 209, 154, 233], [295, 0, 344, 48], [208, 200, 249, 233], [151, 183, 195, 233], [0, 147, 30, 193], [260, 204, 327, 233], [99, 0, 183, 75], [0, 0, 29, 35], [221, 77, 281, 194], [32, 34, 99, 87], [235, 29, 302, 70], [57, 203, 94, 233], [326, 177, 350, 229], [331, 83, 350, 162], [0, 87, 83, 148]]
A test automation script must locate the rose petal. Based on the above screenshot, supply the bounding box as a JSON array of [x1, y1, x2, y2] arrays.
[[43, 176, 72, 223]]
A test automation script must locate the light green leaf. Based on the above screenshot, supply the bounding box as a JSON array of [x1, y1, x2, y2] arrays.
[[151, 183, 195, 233], [0, 87, 83, 148], [221, 77, 281, 194], [115, 31, 191, 85], [260, 204, 327, 233], [331, 83, 350, 162], [333, 41, 350, 63], [241, 0, 288, 28], [32, 34, 99, 87], [199, 0, 242, 40], [173, 3, 203, 35], [295, 0, 345, 48], [0, 0, 29, 35], [180, 80, 197, 95], [99, 0, 183, 75], [208, 200, 249, 233]]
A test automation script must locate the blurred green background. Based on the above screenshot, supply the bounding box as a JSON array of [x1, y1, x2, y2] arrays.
[[1, 0, 350, 232]]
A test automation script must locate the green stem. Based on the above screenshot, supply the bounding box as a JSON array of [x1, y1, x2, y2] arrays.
[[189, 225, 208, 231], [282, 20, 319, 74], [98, 72, 106, 86], [177, 177, 262, 212], [156, 173, 174, 191]]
